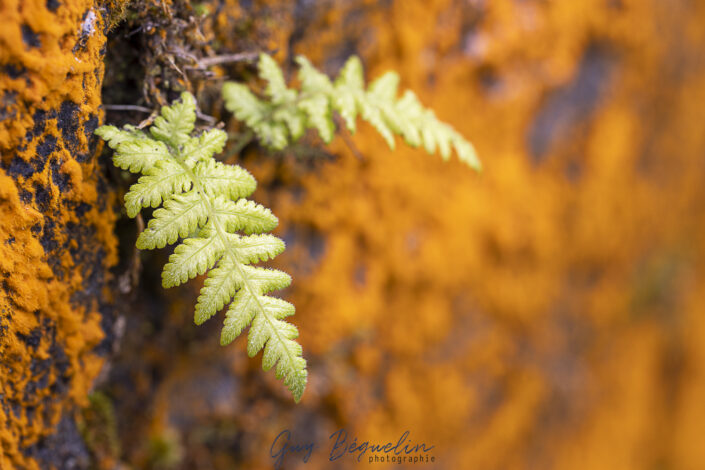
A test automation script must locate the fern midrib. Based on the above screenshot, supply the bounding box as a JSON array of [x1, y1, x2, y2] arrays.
[[172, 149, 297, 372]]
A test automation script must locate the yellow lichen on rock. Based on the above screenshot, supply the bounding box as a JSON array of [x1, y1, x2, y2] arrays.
[[0, 0, 123, 467]]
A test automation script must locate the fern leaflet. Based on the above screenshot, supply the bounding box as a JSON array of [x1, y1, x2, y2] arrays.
[[96, 92, 307, 402]]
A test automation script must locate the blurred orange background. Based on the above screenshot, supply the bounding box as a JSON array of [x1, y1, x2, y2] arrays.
[[103, 1, 705, 469]]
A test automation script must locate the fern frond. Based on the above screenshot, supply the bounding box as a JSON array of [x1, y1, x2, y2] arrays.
[[223, 53, 481, 170], [96, 92, 307, 402]]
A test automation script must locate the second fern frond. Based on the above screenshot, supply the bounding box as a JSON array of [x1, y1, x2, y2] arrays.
[[96, 93, 307, 402], [222, 53, 481, 170]]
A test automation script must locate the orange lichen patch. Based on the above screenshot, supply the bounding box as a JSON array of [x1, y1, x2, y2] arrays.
[[0, 0, 122, 468]]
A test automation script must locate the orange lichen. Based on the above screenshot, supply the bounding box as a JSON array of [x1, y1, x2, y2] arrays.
[[0, 0, 123, 468]]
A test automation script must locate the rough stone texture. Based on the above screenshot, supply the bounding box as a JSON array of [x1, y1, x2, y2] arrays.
[[0, 1, 122, 468]]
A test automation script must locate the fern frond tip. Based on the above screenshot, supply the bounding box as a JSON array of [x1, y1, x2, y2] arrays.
[[150, 92, 197, 147]]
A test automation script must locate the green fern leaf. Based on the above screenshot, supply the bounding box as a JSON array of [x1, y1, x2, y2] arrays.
[[256, 121, 290, 150], [358, 99, 395, 149], [368, 71, 400, 101], [273, 107, 307, 141], [112, 139, 171, 174], [150, 91, 197, 147], [195, 159, 257, 200], [368, 73, 421, 146], [195, 257, 242, 325], [336, 55, 365, 90], [227, 233, 285, 264], [222, 53, 481, 170], [296, 56, 334, 94], [182, 129, 228, 166], [123, 159, 191, 217], [240, 265, 292, 293], [162, 236, 224, 287], [221, 289, 258, 343], [299, 94, 335, 143], [221, 82, 269, 128], [212, 197, 279, 235], [136, 191, 206, 250], [95, 124, 147, 150], [96, 92, 307, 402], [259, 53, 297, 105]]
